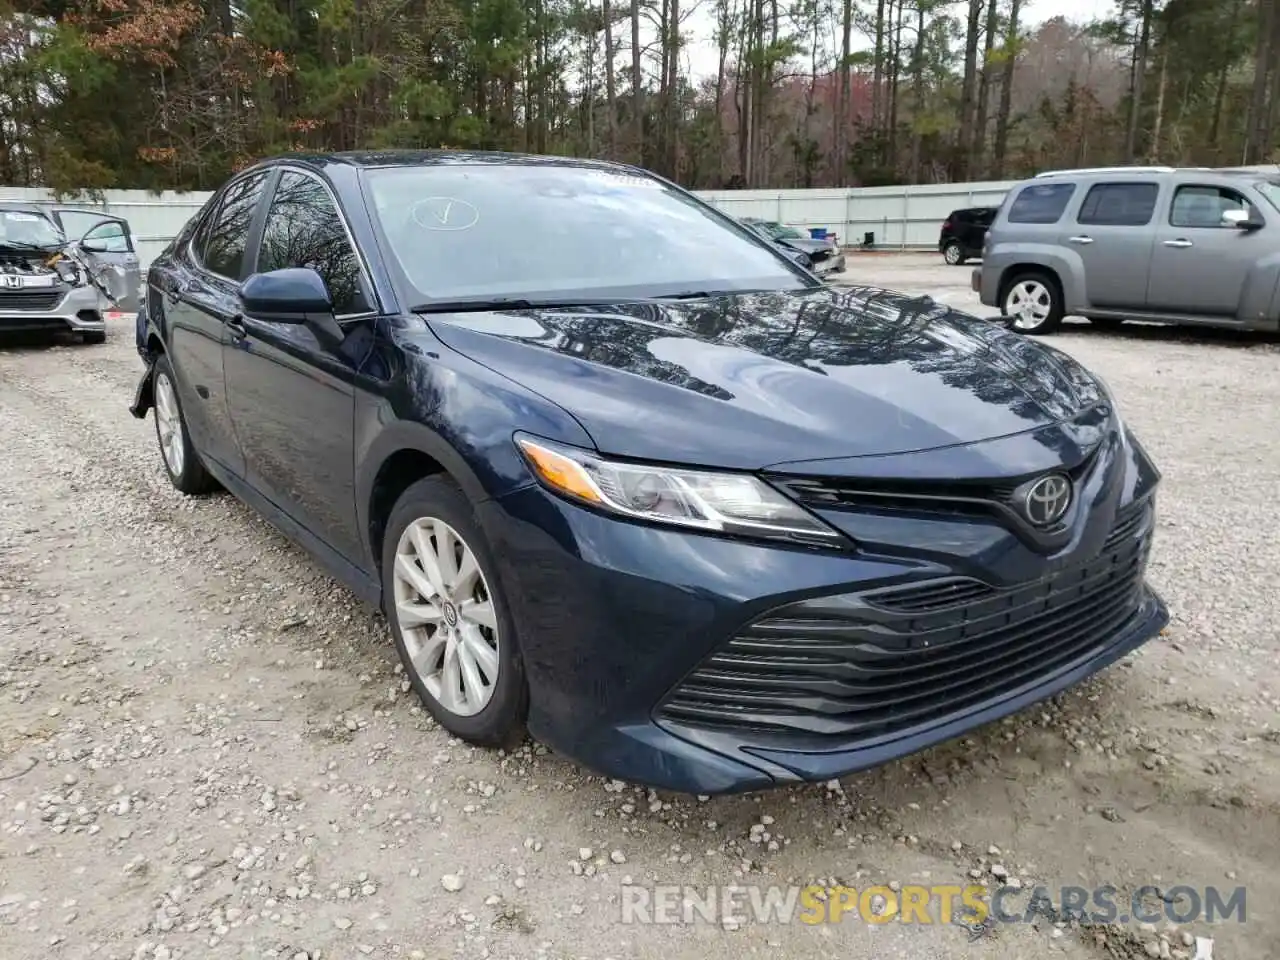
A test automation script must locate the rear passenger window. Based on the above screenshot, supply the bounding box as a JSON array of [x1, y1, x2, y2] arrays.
[[1007, 183, 1076, 224], [1170, 185, 1256, 228], [1077, 182, 1159, 226]]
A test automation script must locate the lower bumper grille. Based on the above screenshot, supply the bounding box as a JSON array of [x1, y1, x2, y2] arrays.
[[0, 291, 64, 312], [657, 501, 1155, 743]]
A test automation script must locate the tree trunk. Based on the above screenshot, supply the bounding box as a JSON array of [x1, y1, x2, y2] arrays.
[[604, 0, 618, 157], [714, 0, 730, 183], [835, 0, 851, 185], [992, 0, 1021, 177], [958, 0, 984, 177], [1124, 0, 1153, 162], [908, 2, 926, 182], [668, 0, 680, 178], [871, 0, 886, 140], [1209, 0, 1243, 148], [1150, 47, 1167, 161], [631, 0, 643, 164], [971, 0, 999, 177]]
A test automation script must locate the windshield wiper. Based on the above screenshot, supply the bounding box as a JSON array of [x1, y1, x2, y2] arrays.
[[654, 288, 776, 300], [410, 296, 648, 314]]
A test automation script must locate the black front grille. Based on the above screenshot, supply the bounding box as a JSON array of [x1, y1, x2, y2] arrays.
[[0, 291, 63, 311], [657, 501, 1155, 743]]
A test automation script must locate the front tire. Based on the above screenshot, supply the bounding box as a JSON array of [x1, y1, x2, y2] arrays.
[[81, 330, 106, 345], [943, 241, 966, 266], [1002, 272, 1065, 335], [152, 353, 218, 495], [382, 476, 528, 747]]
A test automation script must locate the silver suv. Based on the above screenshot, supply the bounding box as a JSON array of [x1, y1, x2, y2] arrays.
[[974, 166, 1280, 334]]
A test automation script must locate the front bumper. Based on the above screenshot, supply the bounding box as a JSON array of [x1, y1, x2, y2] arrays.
[[478, 473, 1167, 795], [815, 252, 846, 275], [0, 284, 105, 333]]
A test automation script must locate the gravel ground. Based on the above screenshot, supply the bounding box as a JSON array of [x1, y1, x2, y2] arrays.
[[2, 257, 1278, 960]]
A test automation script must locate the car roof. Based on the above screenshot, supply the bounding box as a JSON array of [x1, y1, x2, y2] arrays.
[[253, 149, 648, 176]]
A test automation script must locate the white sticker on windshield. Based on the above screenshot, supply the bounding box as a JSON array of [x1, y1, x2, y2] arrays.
[[5, 212, 41, 221]]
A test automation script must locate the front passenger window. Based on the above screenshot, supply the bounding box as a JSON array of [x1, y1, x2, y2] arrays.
[[257, 171, 371, 316], [1170, 185, 1256, 229]]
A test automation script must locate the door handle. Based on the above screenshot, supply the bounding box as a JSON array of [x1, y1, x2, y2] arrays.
[[226, 314, 247, 340], [1163, 239, 1193, 248], [1068, 235, 1094, 245]]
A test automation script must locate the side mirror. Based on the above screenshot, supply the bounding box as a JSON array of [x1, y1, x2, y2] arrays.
[[80, 238, 111, 253], [241, 267, 345, 345], [1222, 208, 1264, 230]]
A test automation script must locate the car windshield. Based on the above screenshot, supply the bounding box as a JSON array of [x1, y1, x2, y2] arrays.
[[364, 164, 811, 302], [0, 209, 65, 248], [1254, 179, 1280, 213]]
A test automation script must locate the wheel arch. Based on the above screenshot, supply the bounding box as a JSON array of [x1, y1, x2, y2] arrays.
[[357, 422, 495, 579], [998, 263, 1065, 308]]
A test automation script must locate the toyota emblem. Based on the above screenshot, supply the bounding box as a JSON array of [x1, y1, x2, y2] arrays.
[[1022, 474, 1072, 526]]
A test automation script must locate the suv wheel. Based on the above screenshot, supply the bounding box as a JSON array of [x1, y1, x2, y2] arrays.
[[383, 477, 528, 747], [943, 241, 965, 266], [1002, 273, 1064, 335]]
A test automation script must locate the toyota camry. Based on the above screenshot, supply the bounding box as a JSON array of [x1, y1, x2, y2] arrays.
[[130, 151, 1168, 794]]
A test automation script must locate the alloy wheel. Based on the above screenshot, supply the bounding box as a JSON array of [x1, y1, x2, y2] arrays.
[[1005, 280, 1053, 331], [154, 372, 185, 477], [392, 517, 500, 717], [943, 243, 962, 265]]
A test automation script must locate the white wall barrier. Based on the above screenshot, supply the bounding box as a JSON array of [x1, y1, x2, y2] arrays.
[[1, 179, 1022, 271]]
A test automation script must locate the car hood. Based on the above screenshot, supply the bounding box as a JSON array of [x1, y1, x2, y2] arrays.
[[424, 286, 1109, 471], [776, 237, 832, 254]]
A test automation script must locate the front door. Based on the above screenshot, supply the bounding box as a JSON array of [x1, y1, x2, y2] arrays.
[[162, 171, 270, 477], [222, 168, 378, 565], [52, 210, 142, 311], [1146, 183, 1270, 317], [1059, 180, 1161, 310]]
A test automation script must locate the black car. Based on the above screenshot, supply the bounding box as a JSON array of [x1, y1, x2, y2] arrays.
[[130, 151, 1167, 795], [939, 206, 998, 265]]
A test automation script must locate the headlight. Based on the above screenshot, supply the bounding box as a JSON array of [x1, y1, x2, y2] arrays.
[[515, 434, 845, 547]]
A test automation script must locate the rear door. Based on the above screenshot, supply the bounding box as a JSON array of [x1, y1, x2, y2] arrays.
[[1146, 183, 1270, 317], [1060, 180, 1160, 309], [163, 170, 272, 477]]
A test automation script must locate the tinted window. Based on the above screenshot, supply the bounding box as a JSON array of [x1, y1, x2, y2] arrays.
[[257, 171, 371, 316], [200, 172, 268, 279], [1076, 182, 1159, 226], [365, 164, 808, 303], [1170, 185, 1256, 228], [1007, 183, 1076, 224]]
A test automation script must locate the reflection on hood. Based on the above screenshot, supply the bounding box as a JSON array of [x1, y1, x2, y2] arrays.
[[423, 285, 1111, 469]]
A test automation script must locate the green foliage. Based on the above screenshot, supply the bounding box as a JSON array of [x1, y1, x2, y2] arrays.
[[0, 0, 1275, 190]]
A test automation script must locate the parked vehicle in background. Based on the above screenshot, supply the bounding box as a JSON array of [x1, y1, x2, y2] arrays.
[[975, 166, 1280, 334], [741, 217, 846, 275], [0, 202, 134, 344], [939, 206, 997, 265], [46, 207, 144, 313], [130, 150, 1167, 795]]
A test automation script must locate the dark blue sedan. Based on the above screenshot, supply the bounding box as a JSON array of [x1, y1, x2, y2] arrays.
[[130, 151, 1168, 794]]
